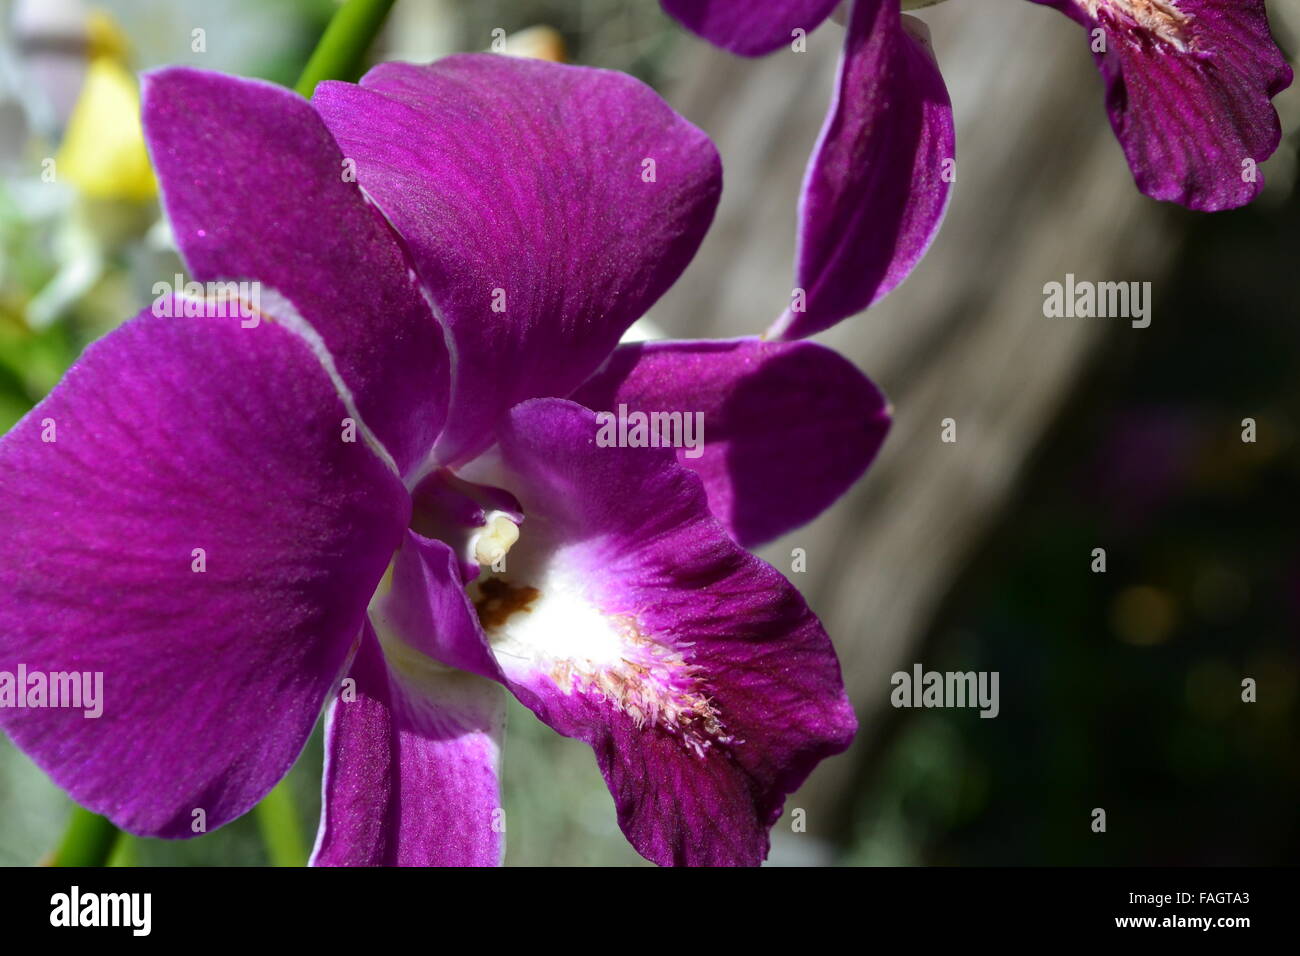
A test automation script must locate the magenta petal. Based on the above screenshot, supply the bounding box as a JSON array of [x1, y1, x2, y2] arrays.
[[1033, 0, 1292, 211], [770, 2, 955, 340], [660, 0, 842, 56], [312, 55, 722, 466], [571, 338, 890, 547], [477, 399, 856, 866], [0, 306, 409, 837], [312, 623, 505, 867], [142, 67, 449, 475], [376, 532, 504, 682]]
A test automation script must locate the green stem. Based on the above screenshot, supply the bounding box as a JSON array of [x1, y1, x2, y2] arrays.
[[254, 779, 308, 867], [50, 807, 121, 867], [107, 835, 137, 867], [294, 0, 397, 98]]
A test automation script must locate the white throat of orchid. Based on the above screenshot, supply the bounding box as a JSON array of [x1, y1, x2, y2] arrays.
[[469, 522, 733, 758]]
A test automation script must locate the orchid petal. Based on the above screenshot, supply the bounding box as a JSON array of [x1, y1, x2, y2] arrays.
[[661, 0, 843, 57], [312, 622, 505, 867], [1032, 0, 1292, 211], [571, 338, 890, 547], [142, 67, 449, 475], [312, 55, 722, 466], [0, 305, 408, 837], [770, 2, 955, 339], [376, 532, 505, 682]]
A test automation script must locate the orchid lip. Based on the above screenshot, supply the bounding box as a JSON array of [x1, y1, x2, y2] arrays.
[[469, 537, 737, 759]]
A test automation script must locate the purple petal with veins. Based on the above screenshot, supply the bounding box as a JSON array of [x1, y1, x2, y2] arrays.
[[1032, 0, 1292, 210], [770, 1, 955, 339], [142, 67, 450, 476], [313, 55, 722, 466], [312, 621, 505, 867], [0, 304, 407, 837], [572, 337, 890, 547]]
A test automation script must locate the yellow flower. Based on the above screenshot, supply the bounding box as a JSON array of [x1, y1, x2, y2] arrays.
[[55, 11, 156, 201]]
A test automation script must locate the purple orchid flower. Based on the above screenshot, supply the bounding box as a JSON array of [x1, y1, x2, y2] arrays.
[[663, 0, 1293, 212], [0, 54, 891, 866]]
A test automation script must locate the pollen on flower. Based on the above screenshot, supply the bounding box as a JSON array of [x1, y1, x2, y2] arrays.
[[474, 569, 735, 759], [549, 618, 735, 759], [1079, 0, 1194, 52]]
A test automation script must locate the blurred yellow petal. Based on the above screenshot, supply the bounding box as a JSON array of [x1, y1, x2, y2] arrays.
[[501, 26, 567, 63], [85, 9, 131, 63], [56, 57, 156, 201]]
